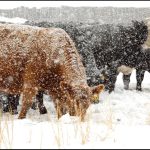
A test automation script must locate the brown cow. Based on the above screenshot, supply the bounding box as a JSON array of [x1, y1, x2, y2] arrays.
[[0, 23, 104, 120]]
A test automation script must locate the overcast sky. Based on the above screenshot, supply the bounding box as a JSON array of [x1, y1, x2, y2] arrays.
[[0, 1, 150, 9]]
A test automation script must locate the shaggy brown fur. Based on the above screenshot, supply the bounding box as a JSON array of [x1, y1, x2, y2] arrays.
[[0, 23, 104, 120]]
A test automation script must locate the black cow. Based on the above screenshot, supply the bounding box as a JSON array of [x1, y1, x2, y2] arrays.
[[91, 21, 148, 92]]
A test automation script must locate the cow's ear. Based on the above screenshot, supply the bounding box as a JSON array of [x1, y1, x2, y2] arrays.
[[91, 84, 104, 95], [91, 84, 104, 103]]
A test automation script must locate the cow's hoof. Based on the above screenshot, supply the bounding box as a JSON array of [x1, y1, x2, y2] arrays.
[[18, 114, 26, 119], [10, 109, 18, 115], [124, 85, 129, 90], [69, 110, 76, 116], [39, 106, 47, 114], [136, 88, 142, 91], [3, 107, 9, 113], [18, 116, 25, 119], [31, 102, 37, 110], [136, 87, 142, 91]]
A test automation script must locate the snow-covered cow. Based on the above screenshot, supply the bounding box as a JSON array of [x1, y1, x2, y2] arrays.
[[0, 23, 104, 120]]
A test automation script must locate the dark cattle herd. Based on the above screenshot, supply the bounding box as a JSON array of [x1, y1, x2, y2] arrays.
[[0, 18, 150, 120]]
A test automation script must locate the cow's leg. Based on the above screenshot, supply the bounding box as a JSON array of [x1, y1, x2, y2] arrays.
[[7, 94, 20, 115], [136, 69, 145, 91], [108, 75, 118, 93], [36, 90, 47, 114], [18, 86, 36, 119], [105, 68, 118, 93], [18, 61, 40, 119], [31, 91, 47, 114], [31, 99, 38, 110], [2, 94, 9, 113], [55, 100, 63, 119], [123, 74, 131, 90], [54, 99, 67, 119]]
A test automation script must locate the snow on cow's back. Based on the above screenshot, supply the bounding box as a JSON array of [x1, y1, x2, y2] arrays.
[[0, 23, 43, 57], [0, 23, 68, 40], [0, 23, 71, 57], [0, 23, 41, 34]]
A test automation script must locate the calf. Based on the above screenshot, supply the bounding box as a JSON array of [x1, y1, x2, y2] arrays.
[[0, 23, 104, 120]]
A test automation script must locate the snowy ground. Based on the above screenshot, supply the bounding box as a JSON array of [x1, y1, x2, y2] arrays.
[[0, 16, 27, 24], [0, 70, 150, 149]]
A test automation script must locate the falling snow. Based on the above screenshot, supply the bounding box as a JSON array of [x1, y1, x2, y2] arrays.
[[0, 4, 150, 149]]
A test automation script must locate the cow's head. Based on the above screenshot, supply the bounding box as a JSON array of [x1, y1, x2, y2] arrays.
[[132, 20, 148, 45], [140, 18, 150, 51], [60, 82, 104, 121]]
